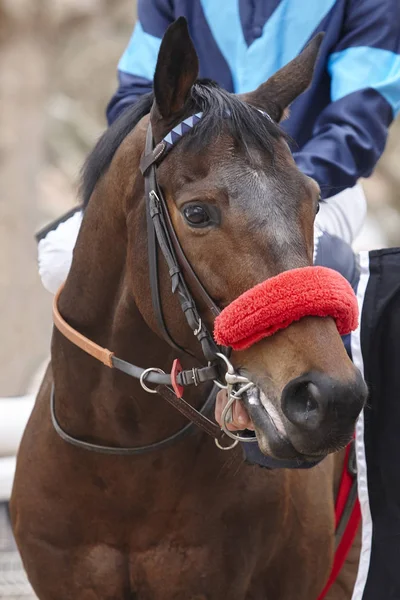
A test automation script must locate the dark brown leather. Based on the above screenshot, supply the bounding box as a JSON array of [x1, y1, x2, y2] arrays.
[[140, 125, 220, 319], [156, 385, 224, 441], [143, 126, 191, 354], [51, 383, 221, 455], [139, 141, 167, 175], [161, 194, 221, 318], [50, 121, 229, 456]]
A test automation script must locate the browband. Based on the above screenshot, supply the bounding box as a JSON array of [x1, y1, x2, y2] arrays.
[[140, 108, 271, 175]]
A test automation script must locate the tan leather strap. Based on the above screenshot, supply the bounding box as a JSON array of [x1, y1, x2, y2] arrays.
[[52, 285, 220, 387], [53, 285, 114, 368]]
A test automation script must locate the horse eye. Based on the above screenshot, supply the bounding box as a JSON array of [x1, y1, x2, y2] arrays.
[[316, 195, 321, 214], [183, 204, 211, 227]]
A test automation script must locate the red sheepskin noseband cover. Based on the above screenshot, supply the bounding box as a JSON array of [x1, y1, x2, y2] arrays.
[[214, 266, 358, 351]]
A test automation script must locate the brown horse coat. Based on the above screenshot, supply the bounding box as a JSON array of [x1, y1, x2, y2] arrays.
[[11, 19, 365, 600]]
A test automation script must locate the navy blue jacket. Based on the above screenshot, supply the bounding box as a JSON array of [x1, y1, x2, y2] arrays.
[[107, 0, 400, 199]]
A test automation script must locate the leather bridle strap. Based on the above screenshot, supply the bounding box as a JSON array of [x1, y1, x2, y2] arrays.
[[52, 289, 227, 451], [140, 129, 220, 319], [141, 124, 221, 365], [155, 385, 222, 438], [52, 286, 219, 388], [49, 118, 234, 454], [144, 126, 189, 355], [50, 383, 222, 455]]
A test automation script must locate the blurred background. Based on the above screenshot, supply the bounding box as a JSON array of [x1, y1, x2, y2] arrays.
[[0, 0, 135, 399], [0, 2, 134, 595]]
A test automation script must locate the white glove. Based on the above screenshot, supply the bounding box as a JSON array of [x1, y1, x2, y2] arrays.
[[38, 210, 83, 294], [315, 183, 367, 245]]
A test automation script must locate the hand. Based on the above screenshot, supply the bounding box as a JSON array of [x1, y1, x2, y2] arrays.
[[214, 389, 254, 431]]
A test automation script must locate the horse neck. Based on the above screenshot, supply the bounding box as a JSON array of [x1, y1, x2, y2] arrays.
[[51, 138, 205, 448]]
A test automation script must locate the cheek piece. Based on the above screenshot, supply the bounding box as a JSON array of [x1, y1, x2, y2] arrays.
[[214, 266, 358, 351]]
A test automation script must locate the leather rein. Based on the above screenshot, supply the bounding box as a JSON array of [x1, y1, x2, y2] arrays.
[[51, 119, 236, 454]]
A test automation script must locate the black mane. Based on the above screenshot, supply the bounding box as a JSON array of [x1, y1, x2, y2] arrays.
[[187, 80, 286, 154], [80, 92, 154, 207], [81, 80, 286, 207]]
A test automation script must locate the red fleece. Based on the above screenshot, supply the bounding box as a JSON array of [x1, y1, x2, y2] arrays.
[[214, 266, 358, 350]]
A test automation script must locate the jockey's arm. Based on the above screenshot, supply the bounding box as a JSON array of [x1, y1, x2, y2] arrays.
[[292, 0, 400, 202]]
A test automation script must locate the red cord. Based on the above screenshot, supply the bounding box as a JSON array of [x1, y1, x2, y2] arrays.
[[316, 442, 361, 600]]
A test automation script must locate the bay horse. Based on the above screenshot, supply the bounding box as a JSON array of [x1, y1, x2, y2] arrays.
[[11, 18, 366, 600]]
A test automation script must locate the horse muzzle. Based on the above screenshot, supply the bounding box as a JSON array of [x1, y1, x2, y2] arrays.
[[240, 369, 367, 460], [213, 266, 367, 458]]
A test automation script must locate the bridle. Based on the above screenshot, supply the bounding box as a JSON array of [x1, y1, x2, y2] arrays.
[[51, 111, 258, 455]]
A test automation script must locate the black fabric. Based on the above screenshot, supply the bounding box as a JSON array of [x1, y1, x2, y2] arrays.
[[358, 248, 400, 599]]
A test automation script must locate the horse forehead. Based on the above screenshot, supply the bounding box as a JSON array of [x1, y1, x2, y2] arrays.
[[222, 163, 298, 213], [221, 163, 308, 251], [225, 164, 275, 193], [165, 138, 301, 210]]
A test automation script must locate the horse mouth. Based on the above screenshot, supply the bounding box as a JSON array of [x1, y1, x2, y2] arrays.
[[241, 386, 325, 462]]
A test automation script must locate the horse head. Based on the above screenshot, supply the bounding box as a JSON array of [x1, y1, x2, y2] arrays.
[[127, 18, 367, 461]]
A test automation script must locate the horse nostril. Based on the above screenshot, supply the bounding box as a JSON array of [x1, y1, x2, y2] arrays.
[[282, 377, 325, 429], [281, 370, 366, 455], [304, 382, 320, 412]]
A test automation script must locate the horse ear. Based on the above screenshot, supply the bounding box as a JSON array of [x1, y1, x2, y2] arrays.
[[153, 17, 199, 120], [241, 33, 324, 122]]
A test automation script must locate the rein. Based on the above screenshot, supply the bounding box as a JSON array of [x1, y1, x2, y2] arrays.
[[51, 283, 231, 452]]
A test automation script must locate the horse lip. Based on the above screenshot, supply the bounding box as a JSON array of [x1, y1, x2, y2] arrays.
[[241, 386, 326, 462], [242, 386, 300, 459]]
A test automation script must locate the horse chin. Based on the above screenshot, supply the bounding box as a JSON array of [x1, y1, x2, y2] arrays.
[[242, 387, 327, 462]]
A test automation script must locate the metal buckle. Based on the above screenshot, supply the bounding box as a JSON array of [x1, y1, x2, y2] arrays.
[[140, 367, 166, 394], [193, 317, 202, 336], [192, 368, 199, 386]]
